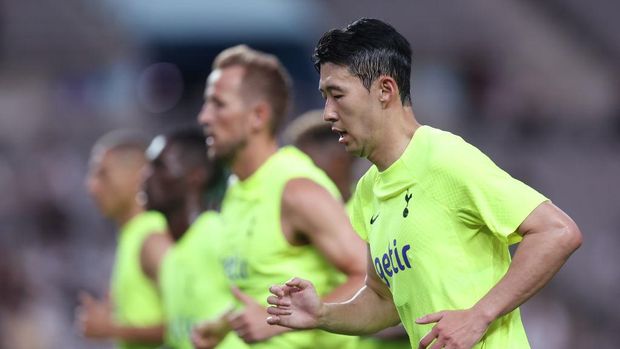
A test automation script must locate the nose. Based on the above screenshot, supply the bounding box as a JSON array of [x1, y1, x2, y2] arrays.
[[197, 103, 212, 126], [323, 100, 338, 123], [85, 175, 97, 196]]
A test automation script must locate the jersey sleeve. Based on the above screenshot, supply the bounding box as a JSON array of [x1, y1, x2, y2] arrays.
[[436, 139, 548, 245]]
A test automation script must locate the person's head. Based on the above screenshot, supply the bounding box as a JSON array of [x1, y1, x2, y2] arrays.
[[86, 130, 150, 221], [197, 45, 292, 162], [143, 127, 223, 214], [283, 109, 355, 200], [313, 18, 413, 157]]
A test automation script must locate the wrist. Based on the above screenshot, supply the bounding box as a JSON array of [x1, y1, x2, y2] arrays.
[[316, 302, 329, 330], [107, 321, 122, 338], [471, 301, 499, 325]]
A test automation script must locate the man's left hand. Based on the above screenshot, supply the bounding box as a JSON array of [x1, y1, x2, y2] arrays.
[[416, 308, 491, 349]]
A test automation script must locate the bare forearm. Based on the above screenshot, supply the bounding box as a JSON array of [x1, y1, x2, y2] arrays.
[[321, 274, 366, 303], [111, 324, 165, 344], [319, 285, 400, 335], [473, 226, 581, 322], [369, 324, 408, 340]]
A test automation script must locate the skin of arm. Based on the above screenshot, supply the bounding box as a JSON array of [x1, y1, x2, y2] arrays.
[[416, 201, 583, 349], [266, 244, 401, 336], [140, 231, 172, 285], [280, 178, 367, 302]]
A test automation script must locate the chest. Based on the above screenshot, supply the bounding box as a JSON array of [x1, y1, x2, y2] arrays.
[[366, 186, 459, 289]]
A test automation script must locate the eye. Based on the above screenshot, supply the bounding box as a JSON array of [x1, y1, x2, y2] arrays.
[[207, 96, 224, 109], [333, 95, 344, 100]]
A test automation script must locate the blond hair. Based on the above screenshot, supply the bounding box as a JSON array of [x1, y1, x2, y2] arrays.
[[213, 45, 292, 135]]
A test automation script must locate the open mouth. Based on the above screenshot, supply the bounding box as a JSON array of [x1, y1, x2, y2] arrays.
[[337, 131, 347, 143], [332, 127, 347, 143]]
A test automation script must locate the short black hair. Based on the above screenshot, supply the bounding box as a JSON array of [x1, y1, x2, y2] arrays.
[[282, 109, 334, 147], [313, 18, 412, 106], [164, 127, 224, 189]]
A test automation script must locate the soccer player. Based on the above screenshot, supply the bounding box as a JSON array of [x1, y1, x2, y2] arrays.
[[284, 110, 410, 349], [192, 45, 366, 349], [78, 130, 171, 349], [266, 18, 583, 349], [142, 128, 247, 349]]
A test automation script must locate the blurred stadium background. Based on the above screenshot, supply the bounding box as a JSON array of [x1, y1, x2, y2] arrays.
[[0, 0, 618, 348]]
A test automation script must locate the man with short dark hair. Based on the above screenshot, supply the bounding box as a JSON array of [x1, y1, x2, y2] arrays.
[[142, 128, 247, 349], [192, 45, 366, 349], [267, 18, 582, 349]]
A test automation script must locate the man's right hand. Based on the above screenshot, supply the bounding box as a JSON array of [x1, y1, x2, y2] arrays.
[[266, 277, 323, 329], [76, 291, 115, 339]]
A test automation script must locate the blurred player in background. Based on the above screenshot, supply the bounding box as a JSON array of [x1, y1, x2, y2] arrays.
[[283, 110, 410, 349], [282, 109, 357, 205], [192, 45, 366, 349], [267, 18, 583, 349], [142, 128, 248, 349], [77, 130, 171, 349]]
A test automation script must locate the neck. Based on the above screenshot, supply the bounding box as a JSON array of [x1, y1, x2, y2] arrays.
[[164, 194, 204, 242], [334, 172, 353, 202], [231, 135, 278, 181], [368, 107, 420, 172], [116, 201, 143, 228]]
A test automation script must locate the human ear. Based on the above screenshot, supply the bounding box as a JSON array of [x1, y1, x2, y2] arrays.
[[251, 101, 272, 132], [377, 76, 398, 106]]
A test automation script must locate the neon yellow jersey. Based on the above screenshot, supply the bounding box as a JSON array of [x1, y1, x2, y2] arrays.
[[350, 126, 547, 349], [110, 211, 167, 349], [347, 199, 410, 349], [220, 146, 358, 349], [160, 212, 248, 349]]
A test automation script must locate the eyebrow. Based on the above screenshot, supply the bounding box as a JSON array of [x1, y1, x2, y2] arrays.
[[318, 84, 345, 94], [206, 94, 223, 104]]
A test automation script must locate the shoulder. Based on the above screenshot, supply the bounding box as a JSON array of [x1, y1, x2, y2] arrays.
[[184, 211, 223, 248], [140, 230, 172, 281], [281, 177, 337, 212], [129, 211, 168, 242], [192, 211, 221, 230], [276, 146, 341, 199], [422, 127, 495, 181]]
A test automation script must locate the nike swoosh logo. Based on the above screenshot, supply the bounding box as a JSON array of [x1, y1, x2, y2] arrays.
[[370, 213, 380, 225]]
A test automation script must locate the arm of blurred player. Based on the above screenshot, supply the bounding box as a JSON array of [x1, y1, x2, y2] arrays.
[[76, 292, 165, 344], [97, 231, 170, 343], [140, 231, 172, 285], [281, 178, 367, 302], [266, 244, 401, 335], [416, 202, 582, 349]]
